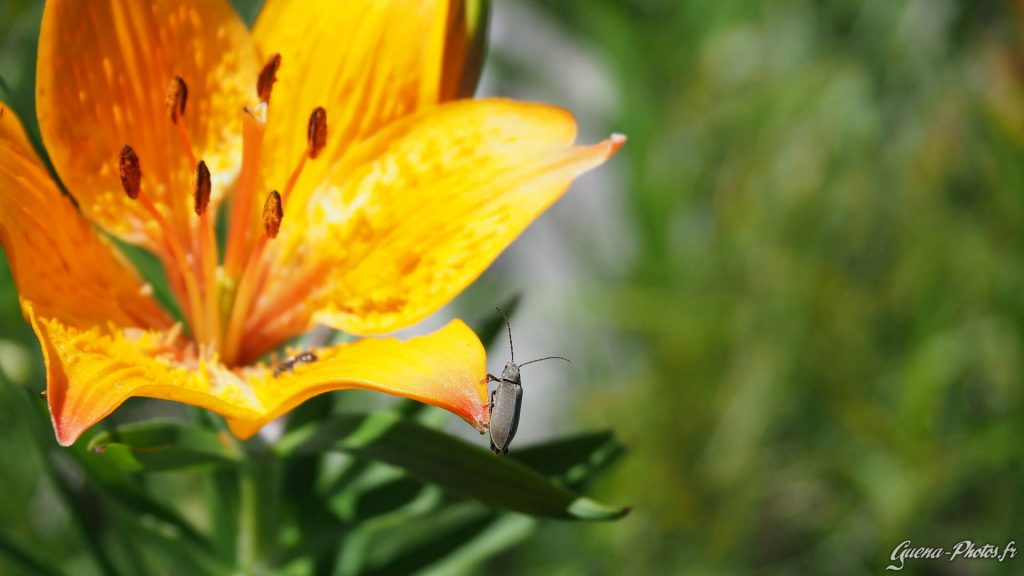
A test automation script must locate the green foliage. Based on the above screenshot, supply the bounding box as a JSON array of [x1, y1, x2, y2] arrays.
[[7, 0, 1024, 573], [276, 412, 627, 520], [507, 0, 1024, 574]]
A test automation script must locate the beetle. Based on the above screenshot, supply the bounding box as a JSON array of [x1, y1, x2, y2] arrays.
[[486, 307, 569, 454], [273, 351, 318, 377]]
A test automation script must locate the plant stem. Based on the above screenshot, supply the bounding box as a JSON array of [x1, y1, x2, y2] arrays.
[[239, 465, 261, 573], [239, 448, 276, 575]]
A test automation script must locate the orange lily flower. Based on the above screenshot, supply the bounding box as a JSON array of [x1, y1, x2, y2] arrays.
[[0, 0, 623, 446]]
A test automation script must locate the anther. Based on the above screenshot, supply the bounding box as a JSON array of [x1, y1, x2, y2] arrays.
[[263, 190, 283, 238], [118, 145, 142, 199], [193, 160, 211, 215], [307, 107, 327, 159], [166, 76, 188, 124], [257, 53, 282, 103]]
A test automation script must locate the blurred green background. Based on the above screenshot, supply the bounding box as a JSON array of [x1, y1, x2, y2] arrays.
[[4, 0, 1024, 574]]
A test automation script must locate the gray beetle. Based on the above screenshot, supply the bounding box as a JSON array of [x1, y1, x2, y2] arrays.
[[486, 308, 569, 454]]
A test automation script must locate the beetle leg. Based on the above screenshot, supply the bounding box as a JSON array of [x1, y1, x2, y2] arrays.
[[488, 389, 496, 412], [486, 373, 500, 383]]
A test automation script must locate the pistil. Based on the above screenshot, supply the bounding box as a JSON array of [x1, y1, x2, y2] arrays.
[[224, 103, 267, 281]]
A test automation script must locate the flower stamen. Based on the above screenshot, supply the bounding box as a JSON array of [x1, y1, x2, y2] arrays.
[[223, 190, 282, 363], [262, 190, 283, 239], [118, 144, 142, 199], [192, 160, 211, 216], [166, 75, 187, 125], [282, 107, 328, 207], [167, 76, 198, 169], [307, 107, 327, 160], [257, 53, 282, 103], [120, 145, 205, 342], [193, 160, 221, 348], [232, 108, 330, 358]]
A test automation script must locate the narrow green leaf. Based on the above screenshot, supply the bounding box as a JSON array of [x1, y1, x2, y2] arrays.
[[340, 502, 499, 576], [0, 532, 63, 576], [275, 413, 628, 520], [511, 431, 625, 485], [304, 428, 623, 574], [206, 468, 241, 563], [69, 442, 212, 550], [416, 513, 536, 576], [87, 420, 243, 472]]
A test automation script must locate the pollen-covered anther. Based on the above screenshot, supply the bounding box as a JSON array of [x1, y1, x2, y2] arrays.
[[257, 53, 282, 103], [263, 190, 283, 239], [166, 76, 188, 124], [307, 107, 327, 159], [193, 160, 212, 215], [118, 145, 142, 199]]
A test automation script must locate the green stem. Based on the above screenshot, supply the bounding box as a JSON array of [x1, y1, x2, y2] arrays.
[[239, 465, 261, 573], [239, 448, 276, 575]]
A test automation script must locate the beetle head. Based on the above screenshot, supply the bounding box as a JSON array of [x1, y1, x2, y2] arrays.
[[501, 362, 521, 383]]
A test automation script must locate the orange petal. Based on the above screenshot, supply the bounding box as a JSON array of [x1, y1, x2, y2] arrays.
[[36, 0, 260, 248], [246, 99, 622, 353], [27, 305, 263, 446], [0, 102, 168, 330], [29, 302, 485, 446], [226, 319, 487, 439], [253, 0, 450, 215]]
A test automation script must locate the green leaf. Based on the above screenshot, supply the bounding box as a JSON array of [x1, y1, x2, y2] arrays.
[[511, 430, 625, 485], [66, 439, 221, 558], [275, 412, 628, 520], [0, 531, 63, 576], [87, 420, 243, 472], [339, 502, 514, 576], [415, 513, 536, 576], [297, 427, 625, 574]]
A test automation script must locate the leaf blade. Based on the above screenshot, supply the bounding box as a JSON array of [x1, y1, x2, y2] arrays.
[[275, 412, 627, 521]]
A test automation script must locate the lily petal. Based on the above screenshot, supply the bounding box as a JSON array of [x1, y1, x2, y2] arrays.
[[30, 303, 485, 446], [254, 0, 451, 213], [0, 103, 168, 330], [246, 99, 622, 355], [226, 319, 487, 439], [27, 306, 262, 446], [36, 0, 260, 248]]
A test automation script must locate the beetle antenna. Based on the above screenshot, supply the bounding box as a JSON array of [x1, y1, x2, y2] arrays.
[[518, 356, 571, 367], [496, 306, 514, 363]]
